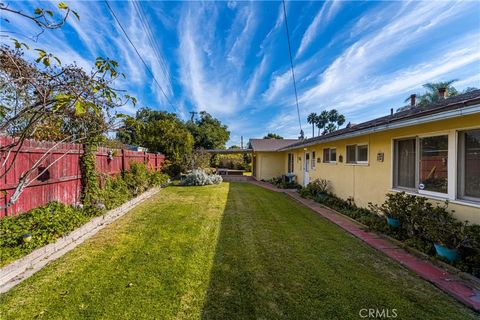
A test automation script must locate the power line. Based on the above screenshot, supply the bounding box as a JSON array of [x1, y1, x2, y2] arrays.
[[104, 0, 177, 113], [281, 0, 303, 137], [133, 1, 172, 87]]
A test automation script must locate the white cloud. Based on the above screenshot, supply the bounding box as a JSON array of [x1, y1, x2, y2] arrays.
[[295, 0, 341, 59]]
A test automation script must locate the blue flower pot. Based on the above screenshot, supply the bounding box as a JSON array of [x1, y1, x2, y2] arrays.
[[386, 216, 400, 228], [434, 243, 458, 262]]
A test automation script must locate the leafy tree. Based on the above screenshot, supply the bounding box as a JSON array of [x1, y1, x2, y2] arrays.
[[187, 111, 230, 150], [263, 133, 283, 139], [0, 4, 135, 209], [307, 112, 318, 138], [315, 109, 345, 135], [117, 109, 194, 176]]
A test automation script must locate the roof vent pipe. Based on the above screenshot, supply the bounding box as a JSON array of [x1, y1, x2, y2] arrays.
[[390, 108, 394, 116], [438, 87, 446, 99], [410, 94, 416, 107]]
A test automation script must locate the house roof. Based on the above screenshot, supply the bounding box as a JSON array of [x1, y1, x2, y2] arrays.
[[249, 138, 298, 152], [280, 89, 480, 151]]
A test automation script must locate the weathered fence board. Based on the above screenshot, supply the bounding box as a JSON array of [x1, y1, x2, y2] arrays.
[[0, 136, 164, 217]]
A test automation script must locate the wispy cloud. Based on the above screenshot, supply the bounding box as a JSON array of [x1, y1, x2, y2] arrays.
[[295, 0, 341, 59]]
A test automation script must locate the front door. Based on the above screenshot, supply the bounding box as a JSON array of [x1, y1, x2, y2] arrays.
[[304, 152, 310, 186]]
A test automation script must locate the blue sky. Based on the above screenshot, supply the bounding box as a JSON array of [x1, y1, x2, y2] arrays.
[[1, 1, 480, 146]]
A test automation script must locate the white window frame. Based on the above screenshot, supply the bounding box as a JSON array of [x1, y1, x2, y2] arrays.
[[457, 129, 480, 203], [391, 130, 457, 201], [287, 153, 294, 173], [346, 144, 369, 165], [311, 151, 316, 169]]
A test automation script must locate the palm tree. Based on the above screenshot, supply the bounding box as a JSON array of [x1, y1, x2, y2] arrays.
[[307, 112, 318, 138], [401, 80, 459, 111], [316, 110, 329, 136]]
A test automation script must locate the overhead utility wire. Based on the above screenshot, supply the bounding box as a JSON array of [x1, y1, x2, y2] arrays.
[[104, 0, 177, 113], [133, 1, 172, 86], [281, 0, 303, 136]]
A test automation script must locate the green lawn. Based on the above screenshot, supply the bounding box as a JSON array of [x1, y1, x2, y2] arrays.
[[0, 183, 477, 319]]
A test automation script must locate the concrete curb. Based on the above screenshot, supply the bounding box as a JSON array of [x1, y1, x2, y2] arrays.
[[0, 187, 160, 294]]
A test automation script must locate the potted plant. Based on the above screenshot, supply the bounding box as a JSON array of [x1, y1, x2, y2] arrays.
[[369, 193, 410, 229], [425, 206, 467, 262]]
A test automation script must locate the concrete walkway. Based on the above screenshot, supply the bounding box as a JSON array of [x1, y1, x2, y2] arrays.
[[248, 180, 480, 312]]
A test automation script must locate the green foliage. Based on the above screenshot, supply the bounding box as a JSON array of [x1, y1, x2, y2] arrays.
[[397, 80, 476, 112], [187, 111, 230, 149], [0, 202, 88, 266], [80, 143, 100, 210], [266, 176, 302, 190], [301, 179, 330, 198], [304, 188, 480, 277], [2, 184, 475, 319], [263, 133, 283, 139], [0, 162, 169, 267], [315, 109, 346, 135], [117, 109, 194, 176]]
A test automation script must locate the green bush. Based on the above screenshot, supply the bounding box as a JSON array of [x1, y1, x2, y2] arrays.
[[304, 188, 480, 277], [302, 179, 330, 198], [0, 164, 170, 267], [266, 176, 302, 190], [0, 202, 88, 266]]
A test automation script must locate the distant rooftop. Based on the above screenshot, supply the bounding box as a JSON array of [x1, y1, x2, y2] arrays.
[[249, 139, 298, 152]]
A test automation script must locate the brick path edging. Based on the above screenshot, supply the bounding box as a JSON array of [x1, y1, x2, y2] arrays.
[[0, 187, 161, 294], [248, 180, 480, 312]]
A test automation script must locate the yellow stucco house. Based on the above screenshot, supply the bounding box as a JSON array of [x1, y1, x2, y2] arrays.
[[250, 90, 480, 224]]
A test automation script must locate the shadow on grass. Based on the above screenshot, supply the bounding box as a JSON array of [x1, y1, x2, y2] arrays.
[[199, 182, 477, 320]]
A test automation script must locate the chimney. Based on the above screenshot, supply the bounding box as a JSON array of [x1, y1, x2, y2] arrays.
[[438, 87, 446, 99], [410, 94, 416, 107], [390, 108, 394, 116]]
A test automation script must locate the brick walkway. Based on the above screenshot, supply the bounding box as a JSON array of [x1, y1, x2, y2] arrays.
[[248, 180, 480, 312]]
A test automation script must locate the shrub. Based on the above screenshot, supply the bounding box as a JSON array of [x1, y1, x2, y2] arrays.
[[267, 176, 302, 190], [302, 179, 330, 198], [181, 169, 223, 186], [0, 202, 88, 266], [124, 162, 151, 195], [0, 164, 170, 266], [148, 171, 170, 187]]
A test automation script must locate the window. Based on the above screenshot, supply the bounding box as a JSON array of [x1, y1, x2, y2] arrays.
[[393, 138, 416, 189], [357, 145, 368, 163], [346, 145, 368, 164], [420, 135, 448, 193], [287, 153, 294, 173], [323, 148, 337, 163], [311, 151, 316, 169], [346, 146, 356, 163], [393, 135, 448, 195], [458, 130, 480, 201]]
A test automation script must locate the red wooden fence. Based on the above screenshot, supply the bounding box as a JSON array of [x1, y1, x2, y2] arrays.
[[0, 136, 165, 218]]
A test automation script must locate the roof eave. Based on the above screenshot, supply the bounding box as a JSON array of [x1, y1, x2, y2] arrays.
[[280, 102, 480, 151]]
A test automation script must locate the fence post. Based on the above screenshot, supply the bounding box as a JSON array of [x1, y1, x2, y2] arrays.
[[121, 148, 126, 175]]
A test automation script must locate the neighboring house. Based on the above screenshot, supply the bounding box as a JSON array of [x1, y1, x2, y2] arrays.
[[252, 89, 480, 223], [249, 138, 298, 180]]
